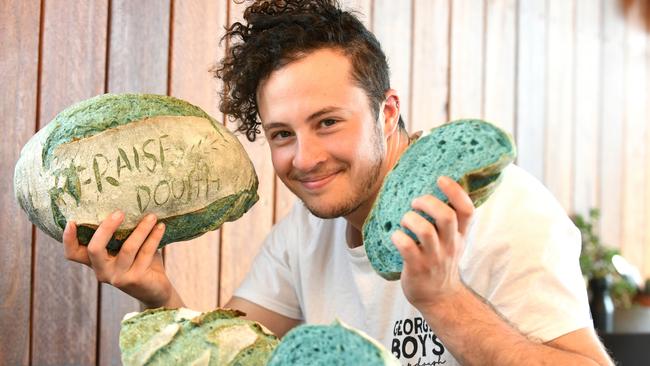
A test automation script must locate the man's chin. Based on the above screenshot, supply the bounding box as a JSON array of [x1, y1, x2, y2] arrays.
[[303, 200, 361, 219]]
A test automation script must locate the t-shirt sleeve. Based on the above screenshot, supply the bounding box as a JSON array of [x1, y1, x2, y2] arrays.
[[233, 211, 304, 320], [462, 165, 592, 343]]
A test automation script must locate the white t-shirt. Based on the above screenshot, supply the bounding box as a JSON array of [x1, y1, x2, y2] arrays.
[[235, 164, 592, 365]]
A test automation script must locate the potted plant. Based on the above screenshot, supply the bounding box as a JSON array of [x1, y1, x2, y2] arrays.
[[571, 208, 638, 332]]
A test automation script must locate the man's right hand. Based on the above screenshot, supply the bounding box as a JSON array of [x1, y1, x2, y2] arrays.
[[63, 210, 184, 309]]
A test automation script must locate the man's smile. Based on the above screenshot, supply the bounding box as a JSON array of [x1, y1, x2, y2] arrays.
[[297, 171, 340, 191]]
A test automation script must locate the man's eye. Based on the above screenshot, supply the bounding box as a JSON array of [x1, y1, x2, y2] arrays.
[[272, 131, 292, 139], [321, 119, 337, 127]]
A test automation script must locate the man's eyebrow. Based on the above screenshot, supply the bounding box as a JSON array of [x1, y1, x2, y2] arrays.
[[263, 107, 345, 131], [262, 122, 288, 131], [307, 106, 344, 121]]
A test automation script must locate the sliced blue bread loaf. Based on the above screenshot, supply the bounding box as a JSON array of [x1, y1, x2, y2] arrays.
[[119, 307, 278, 366], [363, 119, 517, 280], [267, 320, 399, 366]]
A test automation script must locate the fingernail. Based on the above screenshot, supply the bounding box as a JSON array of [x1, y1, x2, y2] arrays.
[[438, 176, 450, 187], [157, 222, 165, 230], [112, 210, 124, 220], [146, 214, 156, 222]]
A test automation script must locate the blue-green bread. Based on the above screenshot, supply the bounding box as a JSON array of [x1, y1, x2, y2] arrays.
[[14, 93, 258, 251], [119, 307, 279, 366], [267, 320, 399, 366], [363, 119, 517, 280]]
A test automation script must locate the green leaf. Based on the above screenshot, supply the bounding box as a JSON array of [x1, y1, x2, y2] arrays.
[[106, 177, 120, 186]]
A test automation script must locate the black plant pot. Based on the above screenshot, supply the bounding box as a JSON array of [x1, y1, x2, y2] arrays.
[[589, 276, 614, 333]]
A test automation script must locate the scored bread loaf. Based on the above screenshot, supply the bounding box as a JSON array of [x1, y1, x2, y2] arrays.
[[119, 307, 278, 366], [267, 320, 399, 366], [14, 93, 258, 251], [363, 119, 517, 280]]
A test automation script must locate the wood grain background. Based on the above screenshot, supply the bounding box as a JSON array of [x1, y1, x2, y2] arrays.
[[1, 0, 649, 364]]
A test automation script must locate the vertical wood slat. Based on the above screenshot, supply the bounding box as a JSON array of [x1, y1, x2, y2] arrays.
[[219, 1, 276, 306], [573, 0, 602, 217], [449, 0, 485, 120], [646, 26, 650, 279], [410, 0, 450, 132], [273, 174, 298, 223], [598, 0, 626, 249], [621, 4, 648, 276], [516, 0, 547, 181], [0, 1, 41, 365], [372, 0, 412, 122], [32, 1, 109, 365], [165, 0, 228, 311], [483, 0, 517, 134], [545, 0, 575, 211], [99, 1, 171, 364], [106, 0, 171, 93]]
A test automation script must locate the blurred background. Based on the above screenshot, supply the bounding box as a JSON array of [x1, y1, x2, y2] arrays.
[[2, 0, 650, 364]]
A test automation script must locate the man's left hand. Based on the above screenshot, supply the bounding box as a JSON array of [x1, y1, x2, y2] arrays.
[[391, 176, 475, 310]]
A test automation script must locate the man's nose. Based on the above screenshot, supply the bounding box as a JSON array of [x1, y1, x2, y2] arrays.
[[292, 135, 327, 172]]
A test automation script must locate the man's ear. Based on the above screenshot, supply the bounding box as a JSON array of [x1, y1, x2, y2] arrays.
[[381, 90, 401, 137]]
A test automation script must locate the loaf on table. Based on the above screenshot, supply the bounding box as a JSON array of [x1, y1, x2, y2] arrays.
[[267, 320, 400, 365], [120, 307, 278, 366]]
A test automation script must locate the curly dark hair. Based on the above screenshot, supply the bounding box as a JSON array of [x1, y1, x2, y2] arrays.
[[214, 0, 404, 142]]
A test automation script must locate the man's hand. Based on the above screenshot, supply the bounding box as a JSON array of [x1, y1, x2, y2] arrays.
[[63, 210, 184, 309], [390, 177, 613, 365], [390, 176, 474, 309]]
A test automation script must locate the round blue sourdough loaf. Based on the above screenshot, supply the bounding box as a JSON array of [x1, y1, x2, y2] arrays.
[[120, 307, 279, 366], [267, 320, 399, 366], [14, 93, 258, 251], [363, 119, 517, 280]]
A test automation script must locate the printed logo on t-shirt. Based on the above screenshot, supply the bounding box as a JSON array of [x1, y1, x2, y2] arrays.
[[391, 316, 446, 365]]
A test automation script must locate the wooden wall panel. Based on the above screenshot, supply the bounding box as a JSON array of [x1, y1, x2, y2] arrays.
[[165, 0, 228, 311], [621, 7, 648, 276], [646, 30, 650, 279], [573, 0, 602, 217], [32, 1, 108, 365], [273, 172, 298, 223], [545, 0, 575, 211], [219, 2, 276, 306], [516, 0, 547, 181], [107, 0, 171, 93], [99, 1, 171, 364], [599, 0, 626, 249], [449, 0, 485, 120], [484, 0, 517, 134], [0, 1, 40, 365], [373, 0, 412, 122], [106, 0, 170, 93], [410, 0, 450, 132]]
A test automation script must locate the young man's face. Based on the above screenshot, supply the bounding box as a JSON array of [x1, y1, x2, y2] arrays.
[[257, 48, 388, 219]]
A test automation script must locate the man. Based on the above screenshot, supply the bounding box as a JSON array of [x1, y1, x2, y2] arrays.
[[64, 1, 613, 364]]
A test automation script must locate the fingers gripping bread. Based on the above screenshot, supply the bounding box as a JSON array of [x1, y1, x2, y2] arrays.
[[363, 119, 517, 280]]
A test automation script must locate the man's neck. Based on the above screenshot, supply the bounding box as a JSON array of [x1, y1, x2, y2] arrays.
[[344, 128, 418, 248]]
